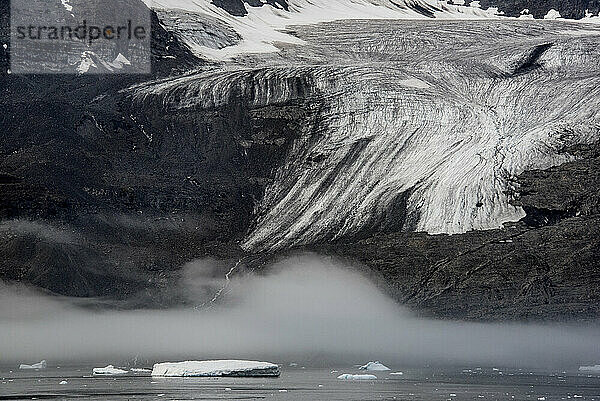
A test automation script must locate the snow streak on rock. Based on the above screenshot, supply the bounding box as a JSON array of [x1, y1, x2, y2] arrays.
[[129, 20, 600, 251]]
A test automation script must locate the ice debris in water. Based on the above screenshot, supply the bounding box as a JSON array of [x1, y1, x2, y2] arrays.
[[19, 360, 47, 370], [151, 360, 280, 377], [337, 374, 377, 380], [92, 365, 128, 375], [579, 365, 600, 372], [359, 361, 390, 371]]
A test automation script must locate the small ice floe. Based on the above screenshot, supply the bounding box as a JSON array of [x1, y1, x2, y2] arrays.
[[151, 360, 280, 377], [92, 365, 128, 375], [130, 368, 152, 373], [19, 360, 47, 370], [359, 361, 390, 371], [337, 374, 377, 380], [579, 365, 600, 372], [279, 389, 288, 392], [59, 380, 68, 385], [390, 372, 404, 376]]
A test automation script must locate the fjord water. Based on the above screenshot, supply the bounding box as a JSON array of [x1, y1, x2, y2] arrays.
[[1, 365, 600, 400]]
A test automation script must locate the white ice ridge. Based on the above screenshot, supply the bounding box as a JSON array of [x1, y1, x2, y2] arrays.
[[337, 373, 378, 380], [19, 360, 47, 369], [147, 0, 502, 60], [128, 21, 600, 251], [579, 365, 600, 372], [151, 360, 280, 377], [359, 361, 391, 371], [92, 365, 128, 375]]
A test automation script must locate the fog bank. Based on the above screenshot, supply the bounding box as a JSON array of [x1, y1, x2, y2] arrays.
[[1, 255, 599, 367]]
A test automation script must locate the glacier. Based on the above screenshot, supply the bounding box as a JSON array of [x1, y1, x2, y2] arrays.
[[128, 18, 600, 251], [148, 0, 503, 60]]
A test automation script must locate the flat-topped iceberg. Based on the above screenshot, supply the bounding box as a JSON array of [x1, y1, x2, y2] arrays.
[[579, 365, 600, 372], [359, 361, 390, 371], [92, 365, 128, 375], [151, 360, 280, 377], [337, 373, 377, 380], [19, 360, 47, 370]]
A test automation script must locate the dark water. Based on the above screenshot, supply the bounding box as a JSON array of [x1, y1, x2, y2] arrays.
[[1, 365, 600, 400]]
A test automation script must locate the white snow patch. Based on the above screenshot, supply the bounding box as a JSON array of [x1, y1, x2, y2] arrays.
[[19, 360, 47, 370], [359, 361, 391, 371], [60, 0, 75, 16], [112, 53, 132, 69], [151, 360, 280, 377], [92, 365, 128, 375], [337, 373, 377, 380]]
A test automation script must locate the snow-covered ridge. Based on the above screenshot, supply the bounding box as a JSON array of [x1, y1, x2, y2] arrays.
[[147, 0, 502, 60]]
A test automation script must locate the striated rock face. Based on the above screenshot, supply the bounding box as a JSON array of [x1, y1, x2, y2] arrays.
[[1, 1, 600, 320]]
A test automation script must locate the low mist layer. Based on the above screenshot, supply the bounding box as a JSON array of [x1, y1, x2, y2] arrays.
[[1, 254, 599, 368]]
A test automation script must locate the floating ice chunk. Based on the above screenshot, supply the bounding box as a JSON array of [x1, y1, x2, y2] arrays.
[[19, 360, 47, 370], [337, 373, 377, 380], [59, 380, 68, 385], [544, 9, 562, 19], [579, 365, 600, 372], [390, 372, 404, 375], [130, 368, 152, 373], [359, 361, 390, 371], [151, 360, 280, 377], [92, 365, 128, 375]]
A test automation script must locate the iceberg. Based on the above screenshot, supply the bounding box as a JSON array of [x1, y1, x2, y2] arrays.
[[19, 360, 47, 370], [92, 365, 128, 375], [359, 361, 390, 371], [579, 365, 600, 372], [337, 374, 377, 380], [151, 360, 280, 377]]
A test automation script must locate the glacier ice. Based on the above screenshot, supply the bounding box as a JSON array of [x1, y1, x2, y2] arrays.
[[129, 20, 600, 251], [149, 0, 503, 60], [151, 360, 281, 377], [359, 361, 391, 371], [337, 373, 378, 380], [19, 360, 47, 369], [92, 365, 128, 375]]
